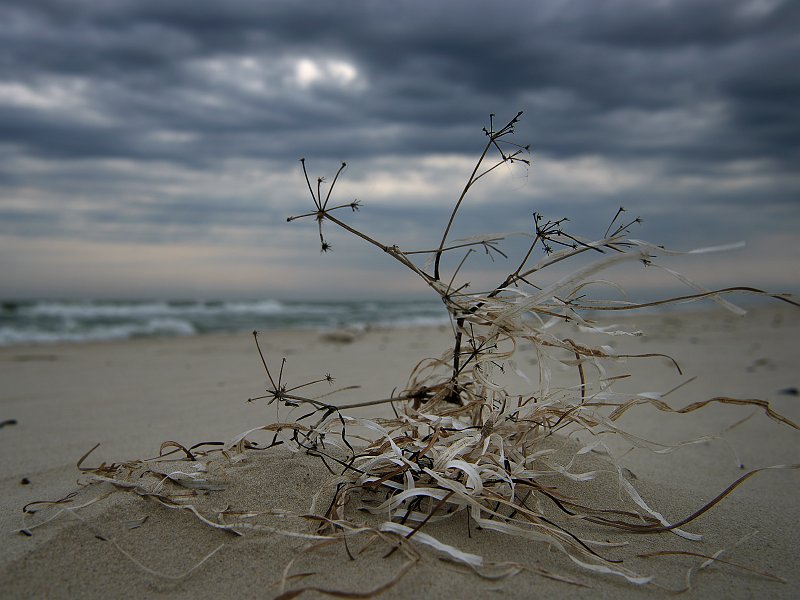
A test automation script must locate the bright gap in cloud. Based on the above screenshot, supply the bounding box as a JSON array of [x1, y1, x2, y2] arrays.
[[334, 153, 657, 207], [294, 57, 359, 88]]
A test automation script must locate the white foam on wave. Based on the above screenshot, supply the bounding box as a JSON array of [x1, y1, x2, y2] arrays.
[[18, 299, 363, 319], [22, 300, 288, 319], [0, 318, 196, 346], [364, 314, 451, 329]]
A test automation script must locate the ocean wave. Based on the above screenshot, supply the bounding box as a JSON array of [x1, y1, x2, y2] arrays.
[[18, 300, 284, 318], [0, 299, 447, 345], [0, 318, 196, 346], [374, 315, 451, 328]]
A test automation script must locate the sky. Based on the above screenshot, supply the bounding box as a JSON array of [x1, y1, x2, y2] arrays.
[[1, 0, 798, 301]]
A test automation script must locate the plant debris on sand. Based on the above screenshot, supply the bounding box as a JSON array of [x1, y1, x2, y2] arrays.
[[23, 113, 800, 596]]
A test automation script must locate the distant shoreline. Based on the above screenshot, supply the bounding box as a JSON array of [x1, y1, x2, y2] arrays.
[[0, 294, 786, 347], [0, 298, 448, 346]]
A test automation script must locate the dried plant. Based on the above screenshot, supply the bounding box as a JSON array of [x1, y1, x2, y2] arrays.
[[24, 112, 799, 594], [260, 111, 799, 584]]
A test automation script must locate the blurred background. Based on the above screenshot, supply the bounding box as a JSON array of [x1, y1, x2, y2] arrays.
[[1, 0, 798, 342]]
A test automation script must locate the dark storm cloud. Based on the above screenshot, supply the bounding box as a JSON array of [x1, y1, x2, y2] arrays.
[[0, 0, 798, 297], [1, 0, 798, 165]]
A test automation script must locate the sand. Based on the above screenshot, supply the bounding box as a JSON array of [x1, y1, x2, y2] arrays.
[[0, 305, 798, 599]]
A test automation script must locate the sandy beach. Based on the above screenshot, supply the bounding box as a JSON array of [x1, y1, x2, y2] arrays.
[[1, 305, 798, 599]]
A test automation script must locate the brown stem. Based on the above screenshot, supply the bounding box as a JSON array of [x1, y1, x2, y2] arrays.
[[433, 139, 493, 281]]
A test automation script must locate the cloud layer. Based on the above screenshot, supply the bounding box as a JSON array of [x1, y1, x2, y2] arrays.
[[1, 0, 798, 299]]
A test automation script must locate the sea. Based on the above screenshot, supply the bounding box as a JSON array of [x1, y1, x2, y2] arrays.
[[0, 299, 450, 346], [0, 292, 780, 347]]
